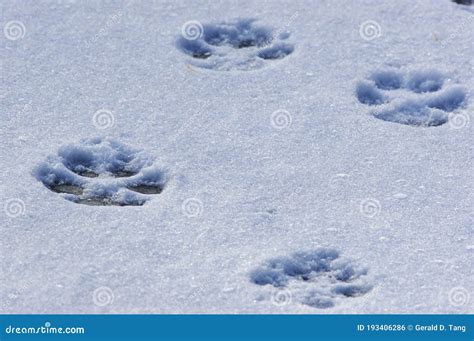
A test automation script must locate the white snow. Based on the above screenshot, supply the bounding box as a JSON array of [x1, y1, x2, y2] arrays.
[[1, 0, 473, 313]]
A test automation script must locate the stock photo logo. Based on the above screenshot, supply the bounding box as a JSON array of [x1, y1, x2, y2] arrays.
[[359, 198, 381, 219], [33, 138, 167, 206], [359, 20, 382, 41], [92, 109, 115, 130], [448, 287, 470, 307], [448, 112, 470, 129], [93, 287, 115, 307], [181, 197, 204, 218], [4, 198, 26, 218], [84, 11, 123, 48], [177, 18, 295, 71], [181, 21, 204, 40], [4, 20, 26, 40], [271, 109, 292, 130], [4, 321, 85, 336], [270, 289, 293, 307]]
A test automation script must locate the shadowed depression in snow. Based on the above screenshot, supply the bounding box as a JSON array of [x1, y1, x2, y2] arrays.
[[356, 68, 467, 126], [34, 138, 167, 206], [177, 18, 294, 71], [251, 248, 372, 309], [1, 0, 472, 316]]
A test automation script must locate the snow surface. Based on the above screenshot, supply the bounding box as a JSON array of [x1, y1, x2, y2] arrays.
[[1, 0, 473, 313]]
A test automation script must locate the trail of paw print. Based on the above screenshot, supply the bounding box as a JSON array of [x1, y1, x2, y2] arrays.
[[250, 248, 372, 309], [34, 138, 167, 206], [178, 18, 294, 71], [356, 68, 467, 127]]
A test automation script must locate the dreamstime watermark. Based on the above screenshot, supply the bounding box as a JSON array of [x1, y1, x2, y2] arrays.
[[367, 216, 391, 230], [4, 20, 26, 41], [266, 12, 299, 46], [270, 289, 292, 306], [92, 109, 115, 130], [85, 11, 123, 48], [4, 198, 26, 218], [1, 280, 32, 311], [5, 321, 85, 335], [442, 14, 473, 46], [448, 287, 470, 307], [359, 20, 381, 41], [181, 198, 203, 217], [181, 20, 204, 40], [329, 173, 350, 189], [448, 112, 470, 129], [271, 109, 292, 129], [92, 286, 114, 307], [359, 198, 381, 218], [17, 103, 32, 115]]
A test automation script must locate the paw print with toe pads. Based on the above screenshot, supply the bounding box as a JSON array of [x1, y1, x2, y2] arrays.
[[34, 138, 167, 206], [177, 18, 294, 71], [250, 248, 372, 309], [356, 67, 467, 127]]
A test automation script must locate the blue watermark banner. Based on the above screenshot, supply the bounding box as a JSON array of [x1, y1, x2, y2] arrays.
[[0, 314, 472, 340]]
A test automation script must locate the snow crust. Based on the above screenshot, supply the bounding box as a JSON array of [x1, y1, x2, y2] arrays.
[[1, 0, 472, 314]]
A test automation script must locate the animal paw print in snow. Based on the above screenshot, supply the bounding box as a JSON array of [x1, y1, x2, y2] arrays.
[[178, 18, 294, 71], [250, 248, 372, 309], [34, 138, 167, 206], [356, 68, 467, 127]]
